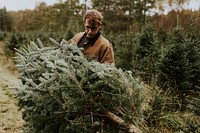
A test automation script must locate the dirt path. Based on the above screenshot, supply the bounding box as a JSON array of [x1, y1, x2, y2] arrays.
[[0, 44, 24, 133]]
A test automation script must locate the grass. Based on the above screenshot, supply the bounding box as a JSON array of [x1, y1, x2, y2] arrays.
[[0, 81, 24, 133], [0, 42, 24, 133]]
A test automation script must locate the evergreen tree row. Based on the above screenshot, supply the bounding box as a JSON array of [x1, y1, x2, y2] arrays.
[[10, 24, 200, 132]]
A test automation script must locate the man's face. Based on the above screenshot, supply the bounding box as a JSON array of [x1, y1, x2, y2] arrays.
[[84, 19, 101, 38]]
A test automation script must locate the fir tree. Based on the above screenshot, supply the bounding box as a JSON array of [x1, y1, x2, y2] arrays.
[[15, 38, 144, 133], [113, 33, 136, 71], [135, 24, 160, 84], [158, 28, 200, 109]]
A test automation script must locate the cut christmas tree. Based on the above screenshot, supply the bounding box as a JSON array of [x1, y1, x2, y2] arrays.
[[15, 38, 144, 133]]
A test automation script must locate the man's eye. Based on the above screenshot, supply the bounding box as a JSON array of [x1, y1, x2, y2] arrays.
[[85, 26, 97, 31], [92, 27, 97, 30]]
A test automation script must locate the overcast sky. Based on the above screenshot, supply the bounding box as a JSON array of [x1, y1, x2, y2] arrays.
[[0, 0, 58, 11], [0, 0, 200, 12]]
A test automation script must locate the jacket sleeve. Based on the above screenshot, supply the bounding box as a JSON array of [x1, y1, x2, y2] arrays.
[[99, 44, 115, 64], [68, 32, 84, 45]]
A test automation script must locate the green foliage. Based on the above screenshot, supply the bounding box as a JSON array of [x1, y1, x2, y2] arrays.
[[187, 92, 200, 116], [4, 33, 20, 58], [15, 38, 145, 133], [185, 39, 200, 92], [0, 31, 76, 61], [0, 31, 8, 41], [157, 27, 200, 110], [7, 34, 20, 50], [111, 32, 137, 71], [112, 24, 161, 85], [158, 28, 189, 91], [0, 7, 13, 31], [135, 24, 160, 84], [1, 15, 199, 132], [143, 87, 200, 133], [92, 0, 156, 30]]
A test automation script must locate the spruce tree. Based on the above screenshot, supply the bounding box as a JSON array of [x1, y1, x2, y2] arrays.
[[135, 24, 160, 84], [15, 38, 144, 133], [184, 24, 200, 114], [113, 33, 136, 71], [158, 28, 200, 109]]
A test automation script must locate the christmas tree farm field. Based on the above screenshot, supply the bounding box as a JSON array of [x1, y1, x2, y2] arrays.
[[15, 38, 200, 133]]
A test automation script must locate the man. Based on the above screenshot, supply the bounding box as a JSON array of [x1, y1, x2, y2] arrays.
[[68, 9, 114, 64]]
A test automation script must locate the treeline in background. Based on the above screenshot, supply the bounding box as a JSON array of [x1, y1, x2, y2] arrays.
[[1, 0, 200, 132]]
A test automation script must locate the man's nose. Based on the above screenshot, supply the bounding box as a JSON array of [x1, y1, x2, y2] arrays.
[[88, 28, 92, 33]]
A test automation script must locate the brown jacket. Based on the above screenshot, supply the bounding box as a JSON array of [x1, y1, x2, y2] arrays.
[[69, 32, 114, 64]]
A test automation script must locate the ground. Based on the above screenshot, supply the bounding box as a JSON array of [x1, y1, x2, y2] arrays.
[[0, 42, 24, 133]]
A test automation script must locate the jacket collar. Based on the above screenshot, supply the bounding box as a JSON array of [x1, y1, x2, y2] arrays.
[[83, 32, 100, 46]]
